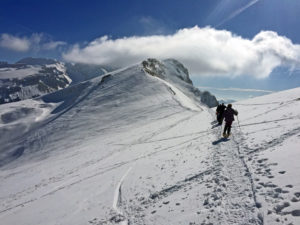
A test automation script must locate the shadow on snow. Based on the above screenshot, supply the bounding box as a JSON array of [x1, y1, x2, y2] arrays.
[[212, 137, 230, 145]]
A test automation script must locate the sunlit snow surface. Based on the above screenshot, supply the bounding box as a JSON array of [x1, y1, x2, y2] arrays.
[[235, 88, 300, 224], [0, 62, 299, 225]]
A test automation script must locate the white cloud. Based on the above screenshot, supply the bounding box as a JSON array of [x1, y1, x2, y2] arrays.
[[42, 41, 67, 50], [0, 33, 66, 52], [139, 16, 170, 35], [197, 86, 273, 93], [0, 33, 30, 52], [216, 0, 260, 27], [63, 26, 300, 79]]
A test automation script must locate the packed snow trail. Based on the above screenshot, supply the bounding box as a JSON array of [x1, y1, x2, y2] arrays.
[[205, 121, 262, 225], [118, 110, 261, 225]]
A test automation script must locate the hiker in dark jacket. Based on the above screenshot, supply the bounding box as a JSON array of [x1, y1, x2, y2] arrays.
[[223, 104, 238, 137], [216, 103, 226, 125]]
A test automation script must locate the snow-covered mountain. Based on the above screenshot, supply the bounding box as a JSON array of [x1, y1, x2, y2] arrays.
[[0, 58, 71, 104], [0, 57, 112, 104], [143, 58, 218, 107], [65, 62, 115, 84], [0, 58, 299, 225]]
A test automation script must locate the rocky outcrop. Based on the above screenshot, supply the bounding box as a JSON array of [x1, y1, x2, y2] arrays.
[[142, 58, 218, 107]]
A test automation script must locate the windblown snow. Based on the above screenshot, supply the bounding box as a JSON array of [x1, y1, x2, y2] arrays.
[[0, 59, 299, 225]]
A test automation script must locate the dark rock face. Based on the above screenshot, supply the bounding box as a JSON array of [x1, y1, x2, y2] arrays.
[[200, 91, 219, 108], [0, 62, 27, 69], [142, 58, 193, 84], [142, 58, 166, 79]]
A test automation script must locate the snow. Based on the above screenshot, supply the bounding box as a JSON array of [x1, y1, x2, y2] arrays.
[[152, 76, 201, 111], [0, 60, 299, 225], [112, 167, 132, 225], [46, 62, 72, 84], [233, 87, 300, 224], [0, 62, 72, 104], [142, 58, 218, 107], [0, 66, 41, 79]]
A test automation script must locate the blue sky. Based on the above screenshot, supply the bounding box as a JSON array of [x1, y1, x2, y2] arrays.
[[1, 0, 300, 93]]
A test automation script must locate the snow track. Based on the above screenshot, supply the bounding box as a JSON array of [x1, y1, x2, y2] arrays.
[[198, 120, 262, 225], [111, 167, 132, 225], [233, 88, 300, 225]]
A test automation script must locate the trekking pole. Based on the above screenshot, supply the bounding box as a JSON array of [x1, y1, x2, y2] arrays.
[[237, 115, 242, 132]]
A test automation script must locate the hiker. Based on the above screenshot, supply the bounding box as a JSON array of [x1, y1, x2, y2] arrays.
[[223, 104, 238, 138], [216, 103, 226, 125]]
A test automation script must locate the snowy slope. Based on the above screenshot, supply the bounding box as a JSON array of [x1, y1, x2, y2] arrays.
[[233, 87, 300, 224], [142, 58, 218, 107], [65, 62, 115, 84], [0, 59, 299, 225], [0, 58, 112, 104]]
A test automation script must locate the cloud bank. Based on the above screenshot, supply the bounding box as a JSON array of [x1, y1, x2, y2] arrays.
[[42, 41, 67, 50], [0, 33, 66, 52], [63, 26, 300, 79], [197, 86, 273, 93], [0, 34, 31, 52]]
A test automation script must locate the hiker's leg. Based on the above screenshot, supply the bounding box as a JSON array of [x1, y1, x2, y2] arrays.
[[227, 121, 232, 135], [223, 124, 228, 135], [228, 125, 231, 135], [220, 113, 224, 124], [217, 114, 221, 124]]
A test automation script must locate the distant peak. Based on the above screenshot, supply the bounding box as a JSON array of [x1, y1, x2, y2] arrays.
[[142, 58, 166, 79], [142, 58, 193, 85], [16, 57, 58, 66]]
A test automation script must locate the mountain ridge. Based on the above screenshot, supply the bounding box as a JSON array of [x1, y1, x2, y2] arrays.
[[0, 57, 218, 107]]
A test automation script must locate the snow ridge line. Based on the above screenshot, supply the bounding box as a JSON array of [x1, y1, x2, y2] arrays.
[[112, 167, 132, 224]]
